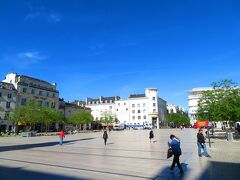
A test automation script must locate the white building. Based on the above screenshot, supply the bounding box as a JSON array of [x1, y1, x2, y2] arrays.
[[188, 87, 212, 125], [167, 104, 186, 114], [86, 88, 167, 129]]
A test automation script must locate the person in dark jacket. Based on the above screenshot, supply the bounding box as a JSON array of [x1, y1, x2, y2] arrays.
[[197, 128, 210, 157], [149, 130, 154, 143], [168, 134, 184, 176], [103, 130, 108, 145]]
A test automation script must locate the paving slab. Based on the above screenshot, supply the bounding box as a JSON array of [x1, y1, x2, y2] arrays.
[[0, 129, 239, 180]]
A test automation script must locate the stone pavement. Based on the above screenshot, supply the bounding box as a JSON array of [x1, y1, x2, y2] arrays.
[[0, 129, 239, 180]]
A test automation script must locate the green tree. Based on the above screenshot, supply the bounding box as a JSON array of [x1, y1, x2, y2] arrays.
[[100, 111, 115, 127], [10, 101, 64, 132], [197, 79, 240, 126], [166, 113, 190, 127], [67, 110, 93, 129], [40, 106, 64, 132], [10, 101, 42, 130]]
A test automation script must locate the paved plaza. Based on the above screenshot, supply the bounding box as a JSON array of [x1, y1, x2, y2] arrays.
[[0, 129, 240, 180]]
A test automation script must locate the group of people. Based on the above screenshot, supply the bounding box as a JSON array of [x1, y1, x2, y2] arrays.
[[58, 127, 210, 177], [149, 127, 210, 176]]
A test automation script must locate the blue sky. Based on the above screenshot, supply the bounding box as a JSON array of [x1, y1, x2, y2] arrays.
[[1, 0, 240, 109]]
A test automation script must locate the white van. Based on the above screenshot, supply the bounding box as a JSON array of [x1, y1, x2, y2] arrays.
[[113, 123, 125, 130]]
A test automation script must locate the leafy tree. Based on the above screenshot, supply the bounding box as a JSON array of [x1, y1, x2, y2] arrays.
[[10, 101, 64, 132], [67, 110, 93, 128], [100, 111, 115, 127], [166, 113, 190, 127], [40, 106, 64, 132], [10, 101, 42, 130], [197, 79, 240, 126]]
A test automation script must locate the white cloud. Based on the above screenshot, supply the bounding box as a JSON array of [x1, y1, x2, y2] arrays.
[[1, 51, 46, 69], [25, 11, 61, 23]]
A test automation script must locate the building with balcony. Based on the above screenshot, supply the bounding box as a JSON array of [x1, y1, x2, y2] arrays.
[[0, 82, 17, 132], [1, 72, 60, 132], [86, 88, 167, 129], [3, 72, 59, 109]]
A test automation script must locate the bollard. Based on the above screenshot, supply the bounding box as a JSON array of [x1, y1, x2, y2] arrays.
[[227, 132, 233, 141]]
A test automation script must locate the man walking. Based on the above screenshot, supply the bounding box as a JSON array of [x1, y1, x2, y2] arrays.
[[197, 128, 211, 157], [168, 134, 184, 176]]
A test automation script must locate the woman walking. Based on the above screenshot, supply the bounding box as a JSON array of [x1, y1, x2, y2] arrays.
[[103, 130, 108, 145], [149, 130, 154, 143], [168, 134, 184, 176]]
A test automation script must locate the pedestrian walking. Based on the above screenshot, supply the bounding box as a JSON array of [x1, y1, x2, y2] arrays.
[[168, 134, 184, 176], [197, 128, 211, 157], [103, 130, 108, 145], [58, 130, 65, 145], [149, 130, 154, 143]]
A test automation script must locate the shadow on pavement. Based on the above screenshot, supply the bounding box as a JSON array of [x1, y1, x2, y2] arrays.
[[197, 161, 240, 180], [0, 165, 84, 180], [0, 138, 96, 152], [0, 158, 152, 179], [153, 163, 188, 180]]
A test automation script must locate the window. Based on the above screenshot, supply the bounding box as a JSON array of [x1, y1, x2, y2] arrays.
[[45, 102, 49, 107], [143, 109, 146, 114], [6, 102, 10, 108], [46, 92, 49, 97], [138, 110, 141, 113], [116, 109, 118, 111], [21, 98, 27, 105], [52, 93, 55, 98], [126, 108, 128, 111], [132, 104, 135, 108], [4, 112, 10, 120], [143, 103, 146, 107], [109, 106, 112, 109], [137, 104, 140, 108], [7, 93, 12, 98], [51, 102, 55, 108], [132, 116, 135, 120], [143, 115, 146, 119], [153, 109, 156, 112], [23, 88, 27, 93], [152, 97, 156, 100], [138, 116, 141, 119], [0, 92, 2, 97], [153, 103, 156, 107], [124, 102, 126, 105], [132, 110, 135, 113], [38, 100, 42, 106], [31, 89, 35, 94], [39, 91, 42, 96], [118, 103, 120, 105]]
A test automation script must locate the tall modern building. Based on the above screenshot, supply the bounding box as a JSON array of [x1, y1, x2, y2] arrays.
[[86, 88, 167, 129], [0, 82, 17, 131], [188, 87, 212, 125]]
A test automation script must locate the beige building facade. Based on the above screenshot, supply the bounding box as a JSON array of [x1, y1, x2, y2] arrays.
[[0, 82, 17, 131]]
